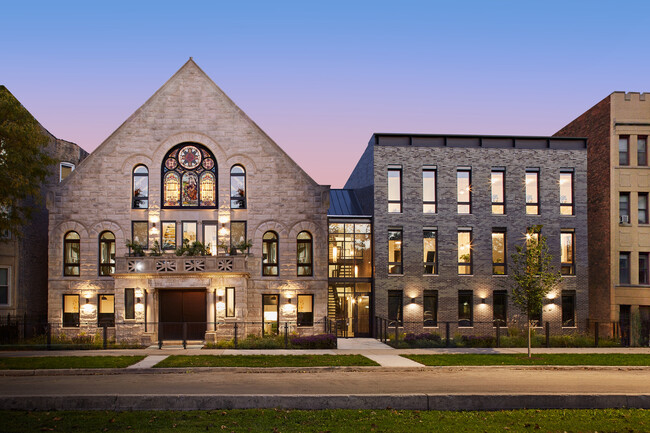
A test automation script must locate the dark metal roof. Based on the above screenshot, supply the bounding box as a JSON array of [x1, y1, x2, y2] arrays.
[[328, 189, 367, 217]]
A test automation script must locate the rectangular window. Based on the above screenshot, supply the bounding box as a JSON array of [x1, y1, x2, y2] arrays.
[[638, 136, 648, 166], [131, 221, 149, 249], [639, 193, 649, 224], [388, 229, 403, 274], [182, 221, 197, 245], [98, 294, 115, 327], [639, 253, 649, 285], [620, 136, 629, 165], [0, 267, 9, 305], [559, 170, 574, 216], [561, 290, 576, 327], [297, 294, 314, 326], [226, 287, 235, 317], [620, 252, 631, 285], [525, 169, 540, 215], [620, 193, 630, 224], [62, 294, 80, 327], [423, 229, 437, 274], [491, 169, 505, 214], [422, 168, 437, 213], [203, 223, 218, 256], [457, 169, 472, 214], [423, 290, 438, 327], [492, 229, 506, 275], [328, 222, 372, 279], [124, 288, 135, 320], [388, 290, 403, 326], [59, 162, 75, 182], [560, 230, 575, 276], [458, 290, 473, 327], [161, 221, 176, 250], [230, 221, 247, 250], [458, 229, 473, 275], [262, 294, 279, 335], [493, 290, 507, 326], [387, 167, 402, 213]]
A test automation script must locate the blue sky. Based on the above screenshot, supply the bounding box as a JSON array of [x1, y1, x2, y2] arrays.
[[2, 1, 649, 186]]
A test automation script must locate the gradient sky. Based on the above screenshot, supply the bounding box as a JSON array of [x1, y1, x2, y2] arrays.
[[2, 1, 649, 187]]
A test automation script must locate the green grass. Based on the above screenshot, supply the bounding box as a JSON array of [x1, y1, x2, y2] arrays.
[[0, 409, 648, 432], [0, 356, 145, 369], [155, 354, 378, 368], [403, 353, 650, 366]]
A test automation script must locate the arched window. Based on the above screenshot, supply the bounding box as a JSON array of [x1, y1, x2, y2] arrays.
[[297, 231, 313, 276], [230, 165, 246, 209], [262, 231, 278, 276], [63, 231, 80, 276], [99, 231, 116, 276], [132, 165, 148, 209], [161, 142, 217, 208]]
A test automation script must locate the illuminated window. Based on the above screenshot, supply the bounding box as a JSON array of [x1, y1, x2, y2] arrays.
[[526, 169, 539, 215], [458, 229, 472, 275], [161, 221, 176, 250], [132, 165, 148, 209], [560, 170, 574, 215], [297, 231, 313, 276], [492, 229, 506, 275], [226, 287, 235, 317], [99, 231, 116, 276], [297, 294, 313, 326], [63, 231, 80, 276], [561, 230, 575, 275], [162, 142, 217, 208], [230, 165, 246, 209], [423, 229, 437, 274], [98, 294, 115, 327], [491, 169, 505, 214], [423, 168, 437, 213], [63, 294, 79, 327], [262, 231, 279, 276], [388, 230, 403, 274], [131, 221, 148, 250], [457, 169, 471, 214], [199, 172, 216, 207], [388, 167, 402, 213]]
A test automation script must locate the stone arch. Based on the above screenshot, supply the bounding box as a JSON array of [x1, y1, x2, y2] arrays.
[[120, 154, 153, 174], [50, 220, 89, 250], [153, 132, 227, 167]]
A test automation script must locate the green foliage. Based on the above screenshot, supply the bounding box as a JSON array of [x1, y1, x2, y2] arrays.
[[234, 238, 253, 253], [125, 239, 145, 257], [155, 354, 376, 368], [175, 239, 208, 256], [149, 240, 163, 256], [0, 87, 55, 238], [0, 356, 144, 369]]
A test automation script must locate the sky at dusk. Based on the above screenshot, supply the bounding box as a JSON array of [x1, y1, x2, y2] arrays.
[[2, 1, 650, 187]]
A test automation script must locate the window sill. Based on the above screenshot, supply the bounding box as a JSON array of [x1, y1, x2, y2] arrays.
[[422, 274, 438, 277], [458, 274, 474, 277], [388, 274, 404, 277], [561, 275, 577, 278], [423, 326, 439, 329], [492, 274, 508, 277], [458, 326, 474, 329]]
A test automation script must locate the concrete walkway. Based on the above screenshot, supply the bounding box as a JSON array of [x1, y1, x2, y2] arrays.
[[127, 355, 168, 369]]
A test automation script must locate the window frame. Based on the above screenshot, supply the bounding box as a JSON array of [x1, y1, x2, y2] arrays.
[[561, 290, 576, 328], [525, 169, 540, 215], [560, 229, 575, 276], [226, 287, 236, 317], [619, 135, 630, 166], [387, 167, 402, 213], [387, 290, 403, 326], [161, 221, 177, 250], [181, 221, 198, 245], [491, 168, 506, 215], [97, 294, 115, 327], [262, 294, 279, 335], [59, 162, 75, 182], [457, 229, 473, 275], [131, 220, 149, 250], [456, 168, 472, 214], [98, 231, 116, 276], [620, 252, 631, 285], [458, 290, 473, 327], [62, 294, 80, 328], [423, 229, 437, 275], [639, 193, 649, 224], [132, 164, 149, 209], [230, 164, 247, 209], [620, 192, 631, 224], [492, 228, 507, 275], [0, 266, 10, 306], [63, 231, 80, 277], [559, 169, 574, 216], [202, 221, 219, 256], [124, 288, 135, 320], [262, 231, 279, 276], [493, 290, 508, 326], [388, 229, 403, 275], [297, 294, 314, 327], [297, 231, 313, 277], [422, 167, 437, 213], [639, 253, 650, 285], [638, 136, 648, 166], [423, 290, 438, 327], [161, 142, 218, 209]]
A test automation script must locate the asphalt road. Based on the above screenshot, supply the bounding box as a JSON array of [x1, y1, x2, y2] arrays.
[[1, 368, 649, 396]]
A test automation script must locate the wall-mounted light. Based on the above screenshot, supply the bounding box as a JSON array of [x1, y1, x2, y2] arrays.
[[136, 297, 141, 304], [546, 293, 556, 300], [481, 298, 486, 304], [150, 222, 159, 236], [410, 298, 416, 304], [85, 298, 90, 304]]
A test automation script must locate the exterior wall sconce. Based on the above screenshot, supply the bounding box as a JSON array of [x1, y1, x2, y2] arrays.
[[150, 222, 159, 236], [85, 298, 90, 304], [481, 298, 486, 304], [410, 298, 416, 304], [136, 297, 141, 304], [287, 297, 293, 304]]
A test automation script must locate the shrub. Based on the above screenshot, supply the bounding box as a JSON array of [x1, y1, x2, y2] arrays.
[[460, 335, 495, 348], [290, 333, 336, 349]]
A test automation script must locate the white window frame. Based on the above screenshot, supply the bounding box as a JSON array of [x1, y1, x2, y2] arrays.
[[0, 266, 10, 306], [60, 162, 75, 182]]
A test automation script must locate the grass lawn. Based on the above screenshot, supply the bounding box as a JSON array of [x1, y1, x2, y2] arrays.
[[0, 356, 145, 369], [1, 409, 648, 432], [403, 353, 650, 366], [155, 354, 378, 368]]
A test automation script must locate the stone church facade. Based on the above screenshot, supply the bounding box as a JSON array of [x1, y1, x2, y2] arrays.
[[47, 60, 329, 343]]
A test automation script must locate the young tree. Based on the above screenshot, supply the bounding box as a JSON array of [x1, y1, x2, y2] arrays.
[[0, 86, 54, 238], [508, 225, 561, 358]]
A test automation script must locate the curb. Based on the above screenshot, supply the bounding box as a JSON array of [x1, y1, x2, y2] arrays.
[[0, 365, 648, 376], [1, 394, 649, 411]]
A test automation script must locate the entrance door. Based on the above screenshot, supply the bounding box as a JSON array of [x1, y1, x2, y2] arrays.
[[332, 285, 371, 337], [159, 290, 206, 340]]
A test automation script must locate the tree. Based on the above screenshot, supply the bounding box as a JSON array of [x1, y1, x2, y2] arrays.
[[0, 87, 54, 238], [508, 225, 561, 358]]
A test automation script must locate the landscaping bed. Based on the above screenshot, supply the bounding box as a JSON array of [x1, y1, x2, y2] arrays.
[[204, 333, 336, 350], [154, 354, 378, 368]]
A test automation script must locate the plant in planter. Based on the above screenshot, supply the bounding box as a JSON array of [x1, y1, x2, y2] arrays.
[[217, 241, 230, 255], [125, 240, 145, 257], [235, 239, 253, 254], [175, 239, 208, 256], [149, 240, 163, 256]]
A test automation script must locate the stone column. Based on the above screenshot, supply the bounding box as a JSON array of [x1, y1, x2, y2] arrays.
[[146, 289, 155, 335], [207, 289, 215, 331]]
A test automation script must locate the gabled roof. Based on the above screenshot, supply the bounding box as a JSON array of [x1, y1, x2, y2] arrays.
[[328, 189, 368, 217]]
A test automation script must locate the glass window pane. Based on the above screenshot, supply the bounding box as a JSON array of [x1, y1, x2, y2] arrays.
[[226, 287, 235, 317], [639, 194, 648, 224], [297, 294, 313, 326], [204, 224, 218, 256], [182, 173, 199, 207], [200, 172, 216, 207], [458, 231, 472, 274], [423, 230, 437, 274], [457, 170, 471, 213], [526, 171, 539, 214], [458, 291, 473, 326], [64, 295, 79, 313], [423, 169, 436, 213], [182, 222, 197, 244], [638, 137, 647, 166], [388, 169, 401, 212], [561, 231, 575, 275], [162, 222, 176, 250], [132, 222, 148, 248], [491, 171, 504, 215], [388, 230, 402, 274], [560, 172, 573, 215], [492, 231, 506, 275], [164, 172, 181, 206], [423, 291, 438, 327], [620, 137, 629, 165], [230, 222, 246, 249]]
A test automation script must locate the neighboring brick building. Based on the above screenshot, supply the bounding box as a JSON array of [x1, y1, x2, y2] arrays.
[[47, 59, 329, 343], [342, 133, 589, 335], [0, 86, 88, 322], [556, 92, 650, 344]]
